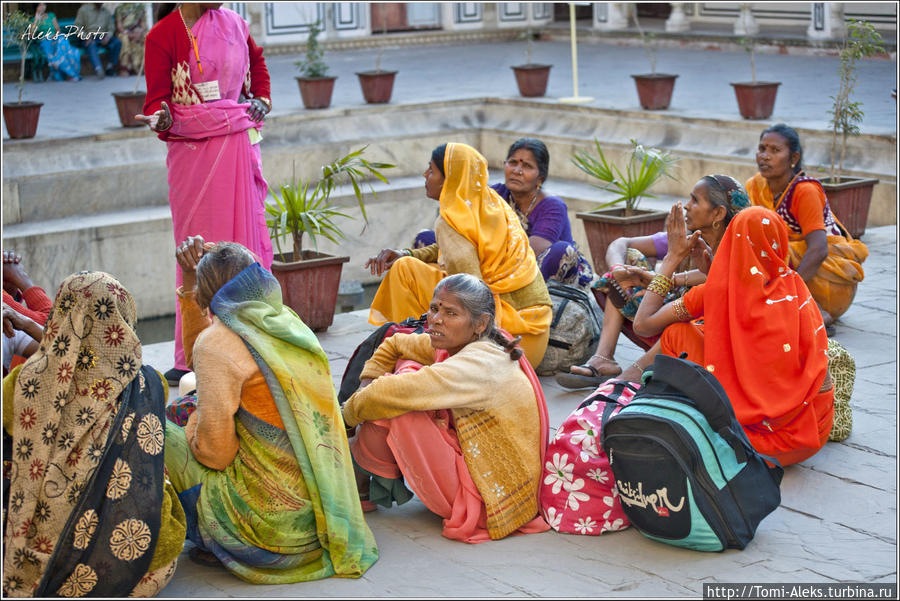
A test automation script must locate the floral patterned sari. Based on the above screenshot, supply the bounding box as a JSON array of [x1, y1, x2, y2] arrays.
[[3, 272, 184, 597]]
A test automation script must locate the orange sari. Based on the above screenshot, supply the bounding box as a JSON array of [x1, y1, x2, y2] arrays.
[[661, 206, 833, 465]]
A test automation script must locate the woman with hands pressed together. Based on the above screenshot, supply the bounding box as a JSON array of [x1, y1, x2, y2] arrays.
[[558, 175, 748, 388], [164, 236, 377, 583], [366, 143, 551, 368], [632, 205, 834, 465], [136, 2, 274, 385]]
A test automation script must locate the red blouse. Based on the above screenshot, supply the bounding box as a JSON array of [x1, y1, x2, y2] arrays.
[[142, 8, 271, 141]]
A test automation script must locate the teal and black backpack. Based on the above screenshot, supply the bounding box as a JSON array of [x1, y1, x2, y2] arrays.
[[600, 354, 783, 552]]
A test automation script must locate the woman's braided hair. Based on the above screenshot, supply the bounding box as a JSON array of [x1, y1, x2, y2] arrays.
[[433, 274, 523, 361]]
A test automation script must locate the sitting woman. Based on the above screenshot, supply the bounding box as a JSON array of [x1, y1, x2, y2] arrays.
[[3, 272, 185, 596], [164, 236, 377, 584], [633, 205, 834, 466], [493, 138, 594, 288], [366, 143, 552, 368], [343, 273, 550, 543], [32, 3, 82, 81], [558, 175, 749, 388], [746, 123, 867, 327]]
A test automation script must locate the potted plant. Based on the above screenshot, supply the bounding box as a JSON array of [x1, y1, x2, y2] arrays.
[[356, 9, 397, 104], [111, 53, 146, 127], [3, 9, 43, 139], [630, 14, 677, 110], [511, 27, 551, 98], [730, 36, 780, 120], [295, 21, 336, 109], [266, 147, 395, 331], [820, 19, 885, 239], [573, 139, 679, 272]]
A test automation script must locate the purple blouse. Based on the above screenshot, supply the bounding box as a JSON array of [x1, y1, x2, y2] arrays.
[[492, 183, 575, 245]]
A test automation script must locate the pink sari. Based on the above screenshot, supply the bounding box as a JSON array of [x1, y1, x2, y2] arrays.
[[167, 9, 273, 370], [352, 351, 551, 543]]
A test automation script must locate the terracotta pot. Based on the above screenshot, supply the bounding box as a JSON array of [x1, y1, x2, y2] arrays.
[[356, 70, 397, 104], [576, 207, 668, 273], [631, 73, 678, 110], [111, 91, 147, 127], [296, 76, 337, 109], [511, 64, 552, 97], [271, 251, 350, 332], [3, 101, 43, 139], [730, 81, 780, 120], [821, 176, 878, 239]]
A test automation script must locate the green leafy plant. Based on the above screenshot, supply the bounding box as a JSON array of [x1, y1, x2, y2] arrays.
[[295, 21, 328, 78], [739, 36, 758, 83], [266, 147, 395, 260], [4, 9, 37, 103], [828, 19, 885, 181], [572, 138, 679, 215]]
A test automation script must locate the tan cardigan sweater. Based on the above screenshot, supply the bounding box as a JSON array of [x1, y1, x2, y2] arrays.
[[342, 333, 543, 539]]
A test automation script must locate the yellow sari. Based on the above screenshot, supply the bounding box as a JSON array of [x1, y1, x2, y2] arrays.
[[369, 143, 551, 366]]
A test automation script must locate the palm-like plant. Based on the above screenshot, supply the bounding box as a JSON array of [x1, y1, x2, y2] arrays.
[[572, 138, 679, 215], [266, 147, 395, 260]]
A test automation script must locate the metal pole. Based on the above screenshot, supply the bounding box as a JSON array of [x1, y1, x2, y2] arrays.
[[559, 2, 593, 104]]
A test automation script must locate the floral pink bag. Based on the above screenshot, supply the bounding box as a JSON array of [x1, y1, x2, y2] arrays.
[[540, 379, 639, 535]]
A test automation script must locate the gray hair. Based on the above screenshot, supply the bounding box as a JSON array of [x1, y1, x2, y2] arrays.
[[433, 274, 523, 360]]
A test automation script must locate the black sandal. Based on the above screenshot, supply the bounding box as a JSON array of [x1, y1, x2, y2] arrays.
[[188, 546, 221, 567]]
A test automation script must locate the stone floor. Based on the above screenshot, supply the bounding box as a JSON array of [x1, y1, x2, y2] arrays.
[[141, 225, 897, 598]]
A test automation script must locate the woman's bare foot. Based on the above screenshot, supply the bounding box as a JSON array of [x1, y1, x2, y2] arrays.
[[570, 354, 622, 378], [620, 362, 646, 382]]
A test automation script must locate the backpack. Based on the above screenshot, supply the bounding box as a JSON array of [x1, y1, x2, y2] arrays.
[[337, 315, 427, 405], [539, 379, 639, 535], [600, 354, 783, 552], [535, 281, 602, 376]]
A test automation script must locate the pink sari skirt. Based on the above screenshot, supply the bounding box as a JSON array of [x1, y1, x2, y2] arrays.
[[168, 130, 273, 370], [351, 362, 549, 543]]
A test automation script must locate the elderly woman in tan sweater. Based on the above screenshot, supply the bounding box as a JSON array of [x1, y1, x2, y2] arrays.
[[343, 273, 550, 543]]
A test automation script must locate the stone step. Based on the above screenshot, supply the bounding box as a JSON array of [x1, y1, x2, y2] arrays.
[[4, 98, 895, 227]]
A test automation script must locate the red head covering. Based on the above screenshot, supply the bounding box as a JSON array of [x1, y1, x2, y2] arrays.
[[697, 206, 828, 439]]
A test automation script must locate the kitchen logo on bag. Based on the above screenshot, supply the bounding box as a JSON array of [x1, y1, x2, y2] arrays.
[[617, 480, 685, 517]]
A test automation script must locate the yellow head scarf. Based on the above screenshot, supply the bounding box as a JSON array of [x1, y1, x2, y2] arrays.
[[438, 143, 539, 295]]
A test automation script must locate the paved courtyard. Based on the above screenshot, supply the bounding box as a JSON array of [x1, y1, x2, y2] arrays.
[[3, 26, 898, 599]]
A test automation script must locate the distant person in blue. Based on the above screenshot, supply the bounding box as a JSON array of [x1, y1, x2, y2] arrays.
[[71, 3, 122, 79], [32, 3, 82, 81]]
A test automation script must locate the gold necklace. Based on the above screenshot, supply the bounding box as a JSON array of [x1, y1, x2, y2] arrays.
[[523, 191, 540, 216]]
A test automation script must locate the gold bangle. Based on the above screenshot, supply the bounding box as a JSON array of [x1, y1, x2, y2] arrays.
[[257, 96, 271, 111], [672, 298, 692, 322]]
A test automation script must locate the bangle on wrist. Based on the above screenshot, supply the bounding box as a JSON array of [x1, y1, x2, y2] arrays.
[[647, 273, 674, 297]]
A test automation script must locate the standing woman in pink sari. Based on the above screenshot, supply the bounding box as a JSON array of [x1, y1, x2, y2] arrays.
[[136, 3, 274, 384]]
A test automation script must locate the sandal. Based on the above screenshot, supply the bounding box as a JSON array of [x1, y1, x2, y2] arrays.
[[360, 494, 377, 513], [556, 354, 622, 390]]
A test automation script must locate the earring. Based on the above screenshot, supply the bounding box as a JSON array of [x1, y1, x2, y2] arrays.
[[791, 164, 796, 168], [713, 221, 721, 230]]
